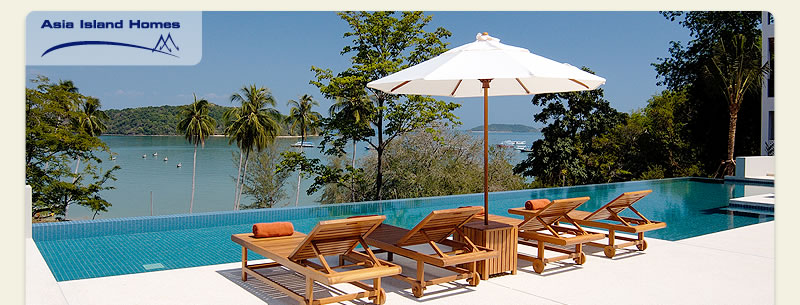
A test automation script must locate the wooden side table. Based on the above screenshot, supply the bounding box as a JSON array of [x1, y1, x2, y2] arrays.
[[455, 217, 517, 280]]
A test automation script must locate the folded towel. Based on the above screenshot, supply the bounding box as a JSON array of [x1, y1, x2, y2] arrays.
[[252, 222, 294, 238], [458, 206, 485, 215], [525, 199, 551, 210]]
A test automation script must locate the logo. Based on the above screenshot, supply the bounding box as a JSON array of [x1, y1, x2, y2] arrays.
[[41, 33, 181, 58], [153, 33, 179, 53]]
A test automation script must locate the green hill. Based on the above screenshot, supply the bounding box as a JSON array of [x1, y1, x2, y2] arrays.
[[469, 124, 540, 133], [103, 104, 293, 136]]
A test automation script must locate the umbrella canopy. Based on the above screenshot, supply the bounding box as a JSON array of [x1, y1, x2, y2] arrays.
[[367, 33, 606, 225], [368, 33, 606, 97]]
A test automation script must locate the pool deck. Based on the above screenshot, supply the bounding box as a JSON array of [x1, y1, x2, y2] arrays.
[[27, 221, 774, 305]]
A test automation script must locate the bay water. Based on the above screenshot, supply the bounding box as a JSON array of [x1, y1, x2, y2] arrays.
[[66, 131, 542, 220]]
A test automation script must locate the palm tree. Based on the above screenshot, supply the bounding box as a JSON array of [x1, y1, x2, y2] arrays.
[[72, 97, 109, 177], [226, 85, 281, 210], [329, 94, 373, 202], [76, 97, 108, 137], [286, 94, 321, 207], [66, 97, 108, 218], [178, 94, 217, 213], [706, 33, 769, 177]]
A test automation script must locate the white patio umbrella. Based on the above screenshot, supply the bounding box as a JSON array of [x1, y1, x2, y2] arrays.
[[367, 33, 606, 225]]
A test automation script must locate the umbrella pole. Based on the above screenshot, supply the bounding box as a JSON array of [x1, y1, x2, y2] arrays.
[[481, 79, 491, 225]]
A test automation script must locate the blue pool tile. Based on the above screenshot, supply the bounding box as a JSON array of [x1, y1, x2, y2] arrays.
[[32, 178, 773, 281]]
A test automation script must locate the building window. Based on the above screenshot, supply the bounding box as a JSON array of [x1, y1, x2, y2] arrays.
[[768, 12, 774, 25], [768, 111, 774, 140], [768, 38, 774, 98]]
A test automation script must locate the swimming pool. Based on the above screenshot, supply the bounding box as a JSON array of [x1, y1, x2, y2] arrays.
[[33, 177, 773, 282]]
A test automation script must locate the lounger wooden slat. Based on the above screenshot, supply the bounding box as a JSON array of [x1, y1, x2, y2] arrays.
[[360, 207, 496, 298], [508, 197, 605, 274], [566, 190, 667, 258], [231, 216, 401, 305]]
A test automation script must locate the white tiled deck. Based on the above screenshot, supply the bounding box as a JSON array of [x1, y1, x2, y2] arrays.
[[27, 222, 774, 305]]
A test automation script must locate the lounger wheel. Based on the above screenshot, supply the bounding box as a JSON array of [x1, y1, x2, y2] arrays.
[[412, 285, 425, 298], [467, 272, 480, 286], [532, 259, 545, 274], [574, 253, 586, 265], [603, 246, 616, 258], [637, 240, 648, 251]]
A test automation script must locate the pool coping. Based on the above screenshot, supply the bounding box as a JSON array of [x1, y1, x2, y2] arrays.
[[32, 177, 769, 241]]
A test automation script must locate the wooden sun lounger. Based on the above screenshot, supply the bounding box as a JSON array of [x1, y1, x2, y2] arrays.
[[361, 207, 496, 298], [508, 197, 605, 274], [567, 190, 667, 258], [231, 216, 401, 305]]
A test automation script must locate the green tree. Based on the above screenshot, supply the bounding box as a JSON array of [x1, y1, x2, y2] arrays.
[[225, 84, 281, 210], [653, 11, 763, 175], [67, 96, 110, 217], [177, 94, 217, 213], [311, 11, 460, 200], [237, 147, 291, 209], [705, 33, 769, 177], [326, 94, 375, 202], [280, 125, 525, 203], [633, 89, 703, 179], [286, 94, 322, 207], [514, 72, 626, 187], [26, 76, 119, 220], [75, 97, 109, 137]]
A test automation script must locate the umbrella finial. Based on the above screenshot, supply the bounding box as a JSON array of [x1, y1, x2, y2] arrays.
[[476, 32, 493, 41]]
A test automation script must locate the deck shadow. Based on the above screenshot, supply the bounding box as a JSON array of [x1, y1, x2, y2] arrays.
[[515, 259, 585, 277], [216, 266, 371, 305]]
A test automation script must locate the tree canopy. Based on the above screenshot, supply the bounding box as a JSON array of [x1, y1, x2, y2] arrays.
[[513, 71, 626, 187], [26, 76, 119, 219], [310, 11, 460, 200], [653, 11, 763, 174]]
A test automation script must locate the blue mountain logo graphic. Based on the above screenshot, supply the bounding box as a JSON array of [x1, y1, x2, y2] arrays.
[[41, 33, 181, 58], [153, 33, 179, 53]]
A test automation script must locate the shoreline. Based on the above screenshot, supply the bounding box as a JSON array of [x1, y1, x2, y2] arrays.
[[102, 130, 542, 137], [101, 134, 314, 138]]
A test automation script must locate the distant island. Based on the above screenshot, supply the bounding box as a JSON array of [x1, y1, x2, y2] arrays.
[[103, 104, 293, 136], [469, 124, 540, 133]]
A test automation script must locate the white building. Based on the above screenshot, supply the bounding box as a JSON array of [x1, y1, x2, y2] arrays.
[[761, 12, 774, 156]]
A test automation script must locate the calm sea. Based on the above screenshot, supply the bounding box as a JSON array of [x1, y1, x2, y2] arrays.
[[66, 131, 542, 220]]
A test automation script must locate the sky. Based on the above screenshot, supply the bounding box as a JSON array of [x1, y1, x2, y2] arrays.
[[26, 11, 692, 129]]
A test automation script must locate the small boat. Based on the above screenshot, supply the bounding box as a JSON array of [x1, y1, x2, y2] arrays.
[[177, 163, 182, 168], [498, 140, 526, 148], [290, 141, 314, 148], [153, 152, 158, 156], [111, 156, 116, 160], [142, 154, 147, 158], [163, 157, 168, 161]]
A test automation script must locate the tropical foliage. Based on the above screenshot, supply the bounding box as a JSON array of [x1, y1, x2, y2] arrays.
[[26, 76, 119, 220], [285, 94, 322, 207], [513, 73, 627, 187], [237, 147, 292, 209], [103, 104, 298, 136], [704, 33, 769, 176], [177, 95, 217, 213], [311, 11, 460, 200], [653, 11, 764, 175], [225, 84, 282, 210], [280, 125, 526, 203]]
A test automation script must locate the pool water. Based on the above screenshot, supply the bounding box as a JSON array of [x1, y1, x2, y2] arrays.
[[33, 178, 773, 281]]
